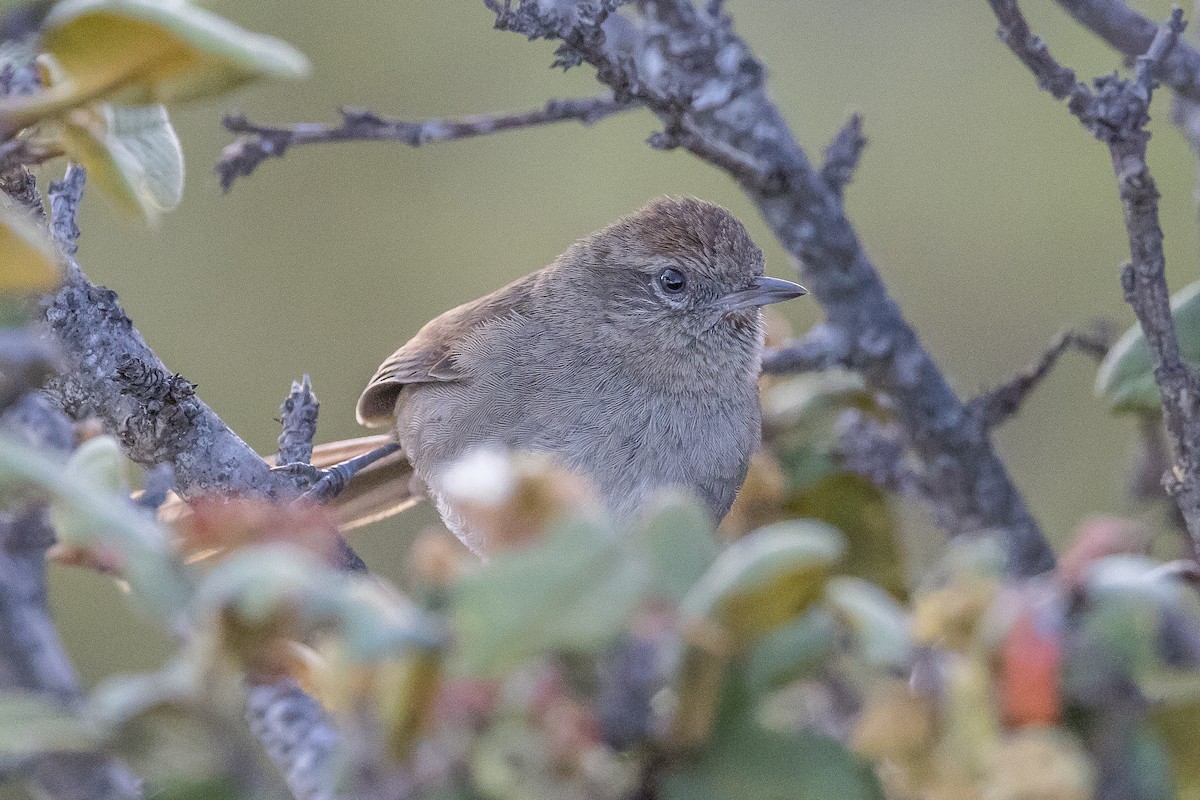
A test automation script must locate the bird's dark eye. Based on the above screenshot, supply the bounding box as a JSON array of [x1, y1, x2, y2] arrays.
[[657, 268, 687, 294]]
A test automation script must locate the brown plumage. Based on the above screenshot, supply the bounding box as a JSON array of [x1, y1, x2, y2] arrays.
[[160, 198, 805, 551], [353, 197, 804, 552]]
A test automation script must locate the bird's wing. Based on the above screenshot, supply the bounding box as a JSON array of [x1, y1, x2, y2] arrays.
[[355, 270, 542, 427]]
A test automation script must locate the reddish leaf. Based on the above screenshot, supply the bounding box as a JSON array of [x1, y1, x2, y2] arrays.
[[1000, 610, 1062, 727]]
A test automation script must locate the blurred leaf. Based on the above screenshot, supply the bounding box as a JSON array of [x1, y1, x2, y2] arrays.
[[1128, 726, 1177, 800], [0, 434, 191, 619], [61, 102, 183, 222], [379, 649, 442, 762], [0, 201, 60, 294], [150, 777, 248, 800], [1063, 590, 1159, 701], [998, 608, 1062, 727], [0, 692, 99, 764], [761, 369, 870, 433], [941, 654, 1001, 776], [661, 671, 883, 800], [1096, 280, 1200, 414], [0, 0, 309, 134], [451, 518, 642, 676], [744, 608, 837, 693], [59, 433, 125, 495], [1151, 698, 1200, 800], [786, 472, 907, 599], [194, 544, 435, 665], [670, 624, 730, 750], [680, 520, 845, 650], [851, 679, 936, 768], [774, 443, 838, 493], [984, 728, 1095, 800], [824, 577, 911, 672], [636, 493, 720, 604]]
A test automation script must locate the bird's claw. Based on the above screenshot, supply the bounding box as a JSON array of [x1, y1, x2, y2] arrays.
[[271, 461, 326, 487]]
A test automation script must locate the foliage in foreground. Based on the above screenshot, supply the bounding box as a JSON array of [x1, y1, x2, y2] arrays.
[[1, 0, 1200, 798], [2, 363, 1200, 800]]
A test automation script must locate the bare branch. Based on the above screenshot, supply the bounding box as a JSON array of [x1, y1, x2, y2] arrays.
[[41, 172, 296, 503], [762, 323, 853, 374], [48, 163, 84, 256], [819, 114, 866, 198], [218, 95, 635, 190], [990, 1, 1200, 557], [245, 679, 337, 800], [968, 327, 1112, 429], [0, 394, 141, 800], [38, 171, 347, 798], [277, 374, 319, 470], [483, 0, 1055, 574], [1055, 0, 1200, 99]]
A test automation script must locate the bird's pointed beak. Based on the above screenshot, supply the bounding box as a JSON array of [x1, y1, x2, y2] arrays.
[[720, 275, 807, 312]]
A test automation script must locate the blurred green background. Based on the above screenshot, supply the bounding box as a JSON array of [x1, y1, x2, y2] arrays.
[[41, 0, 1200, 688]]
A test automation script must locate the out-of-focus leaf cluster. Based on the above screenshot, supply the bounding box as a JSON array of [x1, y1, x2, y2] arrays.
[[0, 0, 307, 226], [8, 400, 1199, 800]]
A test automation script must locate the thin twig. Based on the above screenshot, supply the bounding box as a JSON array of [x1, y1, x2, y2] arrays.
[[968, 328, 1112, 429], [820, 114, 866, 198], [989, 1, 1200, 558], [762, 323, 853, 374], [1055, 0, 1200, 99], [482, 0, 1055, 574], [218, 95, 635, 190], [277, 374, 319, 471]]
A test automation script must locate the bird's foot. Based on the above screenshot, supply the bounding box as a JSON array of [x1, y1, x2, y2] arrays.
[[273, 442, 403, 504]]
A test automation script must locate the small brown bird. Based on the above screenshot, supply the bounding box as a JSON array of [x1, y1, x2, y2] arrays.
[[305, 197, 805, 553]]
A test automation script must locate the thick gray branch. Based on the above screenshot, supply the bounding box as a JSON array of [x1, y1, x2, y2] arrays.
[[989, 1, 1200, 556], [484, 0, 1055, 574], [218, 95, 635, 190], [0, 394, 141, 800], [41, 172, 294, 502]]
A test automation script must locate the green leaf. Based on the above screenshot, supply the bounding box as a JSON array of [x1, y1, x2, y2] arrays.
[[635, 493, 720, 604], [744, 609, 837, 693], [680, 520, 845, 650], [761, 369, 870, 432], [786, 472, 907, 599], [451, 518, 643, 677], [193, 543, 436, 660], [62, 102, 184, 222], [0, 434, 191, 620], [1096, 279, 1200, 413], [0, 0, 309, 134], [0, 692, 100, 765], [661, 671, 883, 800], [823, 577, 911, 672]]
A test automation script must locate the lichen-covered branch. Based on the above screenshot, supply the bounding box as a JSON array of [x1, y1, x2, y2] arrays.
[[277, 375, 319, 470], [1054, 0, 1200, 99], [41, 167, 296, 503], [36, 168, 343, 800], [819, 114, 867, 199], [218, 95, 634, 190], [989, 0, 1200, 556], [0, 394, 141, 800], [473, 0, 1054, 574]]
